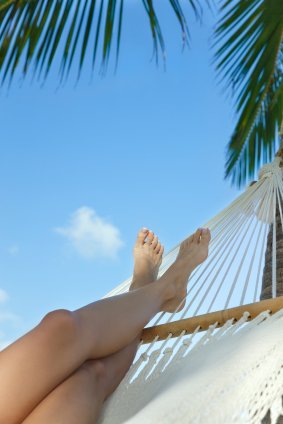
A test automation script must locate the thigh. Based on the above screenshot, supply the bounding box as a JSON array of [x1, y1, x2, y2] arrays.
[[22, 360, 104, 424], [0, 310, 84, 424], [22, 341, 139, 424]]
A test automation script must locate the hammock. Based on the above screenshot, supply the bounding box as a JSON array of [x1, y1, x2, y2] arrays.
[[99, 156, 283, 424]]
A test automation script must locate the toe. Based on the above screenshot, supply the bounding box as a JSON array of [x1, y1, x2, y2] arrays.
[[155, 241, 161, 253], [158, 245, 164, 256], [152, 236, 159, 249], [146, 230, 154, 244], [136, 228, 149, 246], [183, 234, 194, 247], [188, 234, 194, 244], [193, 228, 202, 243], [200, 228, 211, 244]]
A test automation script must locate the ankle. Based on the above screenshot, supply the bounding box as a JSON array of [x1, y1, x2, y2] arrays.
[[175, 255, 194, 272], [130, 274, 153, 291], [156, 278, 176, 305]]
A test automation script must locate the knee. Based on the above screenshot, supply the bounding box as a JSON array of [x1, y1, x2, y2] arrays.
[[39, 309, 79, 343], [83, 359, 106, 381]]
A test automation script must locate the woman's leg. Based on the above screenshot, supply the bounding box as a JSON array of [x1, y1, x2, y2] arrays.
[[0, 228, 210, 423], [22, 360, 106, 424], [23, 340, 139, 424], [23, 229, 161, 424]]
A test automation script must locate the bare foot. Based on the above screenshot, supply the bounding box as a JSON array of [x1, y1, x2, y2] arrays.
[[130, 228, 164, 291], [176, 228, 211, 269], [161, 228, 211, 312]]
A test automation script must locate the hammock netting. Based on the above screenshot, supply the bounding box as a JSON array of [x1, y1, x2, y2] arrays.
[[99, 157, 283, 424]]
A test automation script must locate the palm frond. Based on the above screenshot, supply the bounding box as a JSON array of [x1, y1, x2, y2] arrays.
[[214, 0, 283, 187], [0, 0, 212, 84]]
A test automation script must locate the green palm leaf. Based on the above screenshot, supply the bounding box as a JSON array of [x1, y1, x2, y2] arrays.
[[0, 0, 210, 84], [214, 0, 283, 186]]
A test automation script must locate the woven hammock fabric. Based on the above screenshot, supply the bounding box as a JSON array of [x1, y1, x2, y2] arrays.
[[100, 157, 283, 424], [99, 309, 283, 424]]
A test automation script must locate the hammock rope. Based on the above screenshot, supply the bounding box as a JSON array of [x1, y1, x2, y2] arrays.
[[99, 156, 283, 424]]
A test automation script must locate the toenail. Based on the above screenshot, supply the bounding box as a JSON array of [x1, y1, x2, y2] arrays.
[[142, 227, 148, 233]]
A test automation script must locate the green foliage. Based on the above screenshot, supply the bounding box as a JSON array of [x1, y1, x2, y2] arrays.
[[0, 0, 209, 84], [214, 0, 283, 186], [1, 0, 282, 187]]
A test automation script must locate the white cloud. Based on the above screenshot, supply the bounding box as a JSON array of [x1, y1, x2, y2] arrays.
[[55, 207, 124, 259], [0, 289, 9, 303], [7, 244, 19, 256]]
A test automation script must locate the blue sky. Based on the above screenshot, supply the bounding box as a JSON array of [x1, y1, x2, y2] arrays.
[[0, 2, 240, 348]]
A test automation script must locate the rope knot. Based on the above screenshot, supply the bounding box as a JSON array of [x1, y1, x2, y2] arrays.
[[163, 347, 173, 355], [258, 157, 282, 180], [141, 353, 148, 361]]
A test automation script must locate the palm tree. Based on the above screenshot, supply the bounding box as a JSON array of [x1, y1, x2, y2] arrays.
[[0, 0, 210, 84], [214, 0, 283, 187], [0, 0, 282, 185], [1, 0, 283, 288], [260, 124, 283, 301]]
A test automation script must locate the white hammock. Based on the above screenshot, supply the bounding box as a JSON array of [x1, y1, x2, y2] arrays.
[[99, 157, 283, 424]]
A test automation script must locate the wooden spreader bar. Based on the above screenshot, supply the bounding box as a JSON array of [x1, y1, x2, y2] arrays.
[[141, 296, 283, 344]]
